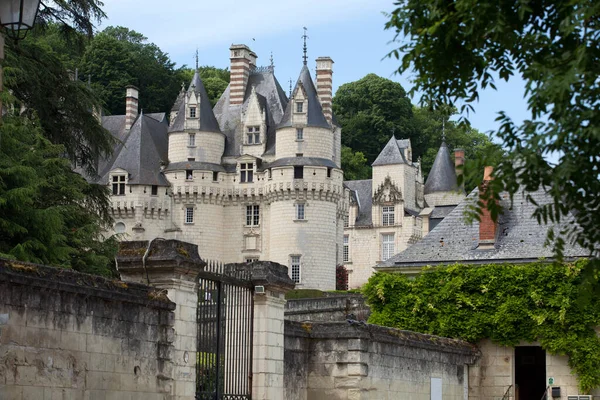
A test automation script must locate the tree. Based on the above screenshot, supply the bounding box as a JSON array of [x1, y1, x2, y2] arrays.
[[333, 74, 418, 165], [80, 26, 181, 115], [176, 66, 230, 107], [341, 145, 370, 181], [0, 116, 117, 276], [385, 1, 600, 259], [37, 0, 106, 37]]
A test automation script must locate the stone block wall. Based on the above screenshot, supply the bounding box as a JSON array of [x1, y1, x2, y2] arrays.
[[285, 295, 370, 322], [285, 321, 479, 400], [0, 259, 176, 400]]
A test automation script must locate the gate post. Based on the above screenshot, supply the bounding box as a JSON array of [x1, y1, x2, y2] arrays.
[[117, 240, 205, 400], [250, 262, 295, 400]]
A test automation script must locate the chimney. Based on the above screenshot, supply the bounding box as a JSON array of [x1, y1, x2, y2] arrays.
[[315, 57, 334, 124], [479, 166, 497, 248], [229, 44, 256, 106], [454, 148, 465, 189], [125, 85, 139, 130]]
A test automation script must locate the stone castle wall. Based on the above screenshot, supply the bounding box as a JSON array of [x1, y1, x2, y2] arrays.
[[168, 130, 225, 164], [275, 126, 335, 159]]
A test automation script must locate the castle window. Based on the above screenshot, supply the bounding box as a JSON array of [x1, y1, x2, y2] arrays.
[[296, 128, 304, 140], [188, 133, 196, 147], [381, 233, 395, 260], [240, 163, 253, 183], [112, 174, 126, 195], [294, 166, 304, 179], [267, 169, 272, 179], [185, 207, 194, 224], [343, 235, 349, 262], [290, 255, 301, 283], [296, 102, 304, 113], [188, 157, 195, 161], [213, 171, 218, 182], [151, 185, 158, 196], [245, 257, 259, 263], [295, 203, 305, 220], [186, 170, 193, 180], [247, 126, 260, 144], [189, 106, 196, 118], [246, 205, 260, 226], [344, 214, 349, 228], [114, 222, 126, 234], [382, 206, 395, 226], [327, 168, 332, 178]]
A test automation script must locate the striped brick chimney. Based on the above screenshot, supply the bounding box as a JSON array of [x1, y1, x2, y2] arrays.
[[479, 166, 497, 247], [229, 45, 257, 106], [315, 57, 334, 124], [455, 148, 465, 189], [125, 85, 139, 130]]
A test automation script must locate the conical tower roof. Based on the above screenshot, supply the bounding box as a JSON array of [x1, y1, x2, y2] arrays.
[[372, 135, 407, 166], [169, 70, 221, 133], [278, 65, 329, 129], [424, 140, 458, 194]]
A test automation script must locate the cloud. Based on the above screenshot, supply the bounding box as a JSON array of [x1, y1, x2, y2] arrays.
[[100, 0, 390, 51]]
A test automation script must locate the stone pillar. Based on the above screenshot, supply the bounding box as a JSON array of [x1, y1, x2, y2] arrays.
[[250, 261, 295, 399], [117, 239, 206, 400]]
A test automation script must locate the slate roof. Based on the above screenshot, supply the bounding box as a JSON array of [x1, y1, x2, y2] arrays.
[[377, 188, 588, 268], [97, 113, 169, 186], [214, 68, 288, 157], [372, 136, 408, 166], [278, 65, 330, 130], [424, 141, 459, 194], [430, 205, 456, 219], [344, 179, 373, 227], [169, 70, 221, 134]]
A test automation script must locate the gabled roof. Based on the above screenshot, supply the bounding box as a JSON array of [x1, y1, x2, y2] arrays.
[[214, 68, 289, 157], [344, 179, 373, 226], [169, 70, 221, 134], [278, 65, 330, 130], [98, 113, 169, 186], [372, 136, 407, 166], [424, 141, 458, 194], [377, 188, 587, 269]]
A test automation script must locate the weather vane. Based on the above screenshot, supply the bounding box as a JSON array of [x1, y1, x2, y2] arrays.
[[270, 52, 274, 70], [289, 78, 293, 98], [302, 27, 309, 66], [195, 48, 199, 70]]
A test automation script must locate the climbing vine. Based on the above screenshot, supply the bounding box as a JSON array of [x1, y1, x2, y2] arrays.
[[362, 260, 600, 392]]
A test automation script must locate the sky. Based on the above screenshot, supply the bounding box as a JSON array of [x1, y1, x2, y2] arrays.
[[100, 0, 529, 137]]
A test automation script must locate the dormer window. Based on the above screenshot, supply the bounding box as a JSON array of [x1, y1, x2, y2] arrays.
[[296, 102, 304, 113], [188, 133, 196, 147], [240, 163, 254, 183], [189, 106, 197, 118], [112, 174, 126, 196], [246, 126, 260, 144]]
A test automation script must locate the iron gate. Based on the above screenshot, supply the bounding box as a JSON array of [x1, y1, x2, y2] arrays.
[[196, 261, 254, 400]]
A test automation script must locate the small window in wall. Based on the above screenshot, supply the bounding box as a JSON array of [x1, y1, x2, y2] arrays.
[[296, 153, 303, 157], [296, 203, 305, 220], [344, 214, 349, 228], [151, 185, 158, 196], [290, 255, 301, 283], [382, 233, 395, 260], [267, 169, 272, 179], [245, 257, 259, 263], [240, 163, 254, 183], [382, 206, 395, 226], [246, 205, 260, 226], [188, 133, 196, 147], [296, 102, 304, 113], [112, 174, 126, 195], [114, 222, 126, 233], [327, 168, 332, 178], [186, 170, 193, 180], [296, 128, 304, 140], [189, 106, 196, 118], [188, 157, 195, 161], [213, 171, 219, 182], [294, 166, 304, 179], [185, 207, 194, 224], [343, 235, 349, 262], [246, 126, 260, 144]]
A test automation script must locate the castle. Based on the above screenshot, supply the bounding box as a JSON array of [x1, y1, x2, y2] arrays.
[[96, 43, 464, 290]]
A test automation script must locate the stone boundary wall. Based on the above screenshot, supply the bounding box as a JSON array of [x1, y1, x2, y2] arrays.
[[284, 320, 479, 400], [0, 259, 176, 400], [285, 295, 370, 322]]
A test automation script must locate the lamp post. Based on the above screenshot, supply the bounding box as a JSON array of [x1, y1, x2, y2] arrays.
[[0, 0, 42, 119]]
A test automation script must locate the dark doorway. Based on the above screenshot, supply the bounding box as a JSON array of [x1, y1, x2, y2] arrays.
[[515, 346, 546, 400]]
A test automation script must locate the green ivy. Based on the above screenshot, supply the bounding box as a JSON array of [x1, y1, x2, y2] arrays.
[[362, 260, 600, 392]]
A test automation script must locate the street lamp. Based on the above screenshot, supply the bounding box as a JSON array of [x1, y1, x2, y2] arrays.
[[0, 0, 41, 41]]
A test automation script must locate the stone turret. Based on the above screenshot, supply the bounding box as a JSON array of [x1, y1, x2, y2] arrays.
[[423, 140, 465, 207]]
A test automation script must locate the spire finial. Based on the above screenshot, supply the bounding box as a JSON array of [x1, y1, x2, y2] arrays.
[[289, 78, 293, 98], [195, 48, 199, 70], [302, 27, 309, 66], [270, 52, 274, 69], [442, 119, 446, 142]]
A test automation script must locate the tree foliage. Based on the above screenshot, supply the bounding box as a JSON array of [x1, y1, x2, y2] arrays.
[[385, 0, 600, 259], [363, 262, 600, 392], [37, 0, 106, 37], [176, 66, 230, 107], [79, 26, 181, 116], [0, 116, 117, 276], [341, 145, 370, 181]]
